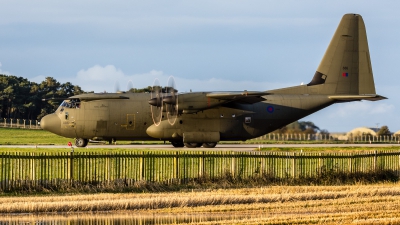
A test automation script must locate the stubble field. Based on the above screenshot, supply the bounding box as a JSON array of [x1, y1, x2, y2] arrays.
[[1, 184, 400, 224]]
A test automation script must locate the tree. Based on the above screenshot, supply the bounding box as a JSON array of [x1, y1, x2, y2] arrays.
[[377, 125, 391, 136], [37, 77, 84, 120], [273, 120, 326, 135], [0, 74, 84, 120]]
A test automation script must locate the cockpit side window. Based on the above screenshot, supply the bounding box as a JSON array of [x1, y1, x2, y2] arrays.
[[60, 99, 81, 109]]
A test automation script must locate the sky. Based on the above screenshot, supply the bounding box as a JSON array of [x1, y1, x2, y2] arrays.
[[0, 0, 399, 132]]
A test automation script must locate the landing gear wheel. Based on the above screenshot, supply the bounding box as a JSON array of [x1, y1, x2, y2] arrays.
[[171, 141, 184, 147], [184, 142, 202, 148], [75, 138, 88, 147], [202, 142, 217, 148]]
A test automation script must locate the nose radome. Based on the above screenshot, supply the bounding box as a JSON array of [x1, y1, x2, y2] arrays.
[[40, 114, 61, 135]]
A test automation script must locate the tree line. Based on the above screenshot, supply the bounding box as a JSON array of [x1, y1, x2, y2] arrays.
[[0, 74, 83, 120], [272, 121, 330, 135]]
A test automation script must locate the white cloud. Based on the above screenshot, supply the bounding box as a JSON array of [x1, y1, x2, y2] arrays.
[[328, 101, 395, 118], [76, 65, 125, 81], [0, 62, 11, 75], [69, 64, 290, 93], [30, 75, 47, 84]]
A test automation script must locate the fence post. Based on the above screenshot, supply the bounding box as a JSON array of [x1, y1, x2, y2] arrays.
[[174, 151, 179, 183], [292, 152, 296, 178], [139, 152, 144, 180], [231, 151, 235, 177], [70, 147, 74, 185], [348, 152, 352, 173], [199, 151, 204, 178]]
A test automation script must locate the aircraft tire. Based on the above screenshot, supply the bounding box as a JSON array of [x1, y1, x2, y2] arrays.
[[202, 142, 217, 148], [171, 141, 184, 147], [75, 138, 88, 147], [184, 142, 202, 148]]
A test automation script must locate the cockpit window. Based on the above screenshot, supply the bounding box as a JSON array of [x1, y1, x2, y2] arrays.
[[60, 100, 81, 109]]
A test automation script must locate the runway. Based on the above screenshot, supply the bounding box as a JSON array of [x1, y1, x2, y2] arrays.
[[1, 143, 400, 151]]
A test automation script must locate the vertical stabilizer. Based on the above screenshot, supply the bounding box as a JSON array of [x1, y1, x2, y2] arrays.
[[307, 14, 376, 95]]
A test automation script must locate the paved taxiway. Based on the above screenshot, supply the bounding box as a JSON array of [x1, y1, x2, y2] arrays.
[[1, 143, 400, 151]]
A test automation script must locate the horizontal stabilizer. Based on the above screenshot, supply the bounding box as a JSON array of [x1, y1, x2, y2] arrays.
[[329, 94, 387, 102]]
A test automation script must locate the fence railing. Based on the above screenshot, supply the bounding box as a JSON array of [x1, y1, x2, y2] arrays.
[[253, 133, 400, 142], [1, 150, 399, 191], [1, 118, 40, 129]]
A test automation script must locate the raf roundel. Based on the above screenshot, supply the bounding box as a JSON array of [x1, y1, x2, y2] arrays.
[[267, 106, 274, 113]]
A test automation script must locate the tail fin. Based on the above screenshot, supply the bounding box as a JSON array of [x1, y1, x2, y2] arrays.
[[308, 14, 376, 95], [272, 14, 385, 100]]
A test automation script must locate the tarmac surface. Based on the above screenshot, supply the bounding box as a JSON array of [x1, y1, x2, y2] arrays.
[[1, 143, 400, 151]]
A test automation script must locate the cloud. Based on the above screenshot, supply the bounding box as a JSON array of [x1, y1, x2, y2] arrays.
[[76, 65, 125, 81], [69, 64, 290, 93], [328, 101, 395, 118], [30, 75, 47, 84], [0, 62, 11, 75]]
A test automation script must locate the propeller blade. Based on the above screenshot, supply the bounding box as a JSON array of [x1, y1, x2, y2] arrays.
[[127, 80, 134, 92], [114, 81, 121, 93], [150, 78, 163, 126], [165, 76, 178, 125]]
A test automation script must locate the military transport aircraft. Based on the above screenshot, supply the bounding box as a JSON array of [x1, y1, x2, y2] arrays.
[[40, 14, 386, 148]]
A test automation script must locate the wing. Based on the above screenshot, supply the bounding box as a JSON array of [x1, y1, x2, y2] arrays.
[[176, 91, 270, 114], [69, 93, 130, 101], [206, 91, 270, 104], [43, 93, 130, 102]]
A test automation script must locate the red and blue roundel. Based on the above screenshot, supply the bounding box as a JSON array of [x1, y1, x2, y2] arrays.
[[266, 105, 274, 113]]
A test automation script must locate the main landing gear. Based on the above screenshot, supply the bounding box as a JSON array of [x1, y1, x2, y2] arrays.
[[170, 141, 217, 148], [75, 138, 88, 147], [171, 141, 185, 147]]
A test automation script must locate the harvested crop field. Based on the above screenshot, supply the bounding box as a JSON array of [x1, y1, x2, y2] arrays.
[[1, 184, 400, 224]]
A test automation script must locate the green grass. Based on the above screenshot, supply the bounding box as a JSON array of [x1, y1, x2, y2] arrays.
[[0, 128, 167, 146], [1, 127, 399, 150], [0, 128, 72, 145]]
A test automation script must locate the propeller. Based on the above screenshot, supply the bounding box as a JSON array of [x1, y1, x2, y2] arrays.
[[114, 81, 120, 93], [164, 76, 178, 125], [149, 78, 163, 126], [127, 80, 134, 92]]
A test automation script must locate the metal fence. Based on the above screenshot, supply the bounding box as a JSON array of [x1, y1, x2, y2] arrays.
[[1, 118, 40, 129], [1, 150, 399, 191]]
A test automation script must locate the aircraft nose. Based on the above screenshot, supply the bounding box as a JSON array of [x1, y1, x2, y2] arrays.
[[40, 114, 61, 134]]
